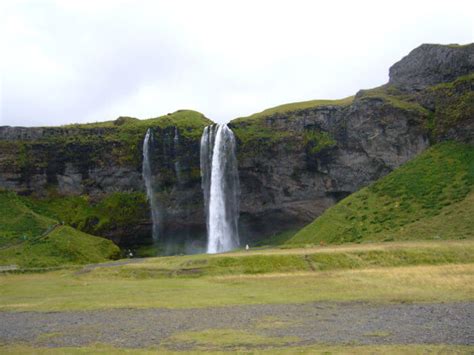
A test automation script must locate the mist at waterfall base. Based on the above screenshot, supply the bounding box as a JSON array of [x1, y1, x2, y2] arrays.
[[201, 124, 240, 254], [139, 128, 207, 257]]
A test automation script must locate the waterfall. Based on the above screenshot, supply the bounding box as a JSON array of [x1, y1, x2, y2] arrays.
[[174, 127, 183, 186], [200, 124, 240, 254], [142, 129, 160, 242]]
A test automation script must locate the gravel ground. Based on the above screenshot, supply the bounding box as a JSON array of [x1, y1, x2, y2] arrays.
[[0, 302, 473, 350]]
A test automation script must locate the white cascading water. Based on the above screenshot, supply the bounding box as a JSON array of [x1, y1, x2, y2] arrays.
[[173, 127, 183, 186], [142, 129, 160, 242], [200, 124, 240, 254]]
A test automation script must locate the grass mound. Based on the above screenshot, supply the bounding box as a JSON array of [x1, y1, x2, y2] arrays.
[[0, 191, 55, 247], [21, 192, 148, 238], [0, 226, 120, 268], [288, 141, 474, 245], [0, 191, 120, 268]]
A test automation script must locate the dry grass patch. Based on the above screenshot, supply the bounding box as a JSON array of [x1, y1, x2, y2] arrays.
[[1, 263, 472, 312]]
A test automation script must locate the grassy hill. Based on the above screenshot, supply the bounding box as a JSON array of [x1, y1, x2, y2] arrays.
[[287, 141, 474, 245], [0, 191, 120, 268], [0, 191, 55, 247]]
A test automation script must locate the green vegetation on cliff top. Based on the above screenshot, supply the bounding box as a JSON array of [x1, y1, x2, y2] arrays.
[[355, 84, 430, 115], [288, 141, 474, 245], [4, 110, 211, 167], [230, 71, 473, 150], [228, 81, 429, 151], [230, 98, 349, 155], [233, 96, 354, 123], [63, 109, 211, 164], [64, 109, 211, 137]]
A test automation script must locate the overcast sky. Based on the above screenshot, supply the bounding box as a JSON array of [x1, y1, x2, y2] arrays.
[[1, 0, 473, 126]]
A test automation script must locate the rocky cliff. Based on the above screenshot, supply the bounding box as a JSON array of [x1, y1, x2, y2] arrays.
[[0, 43, 472, 249], [0, 110, 211, 248], [231, 43, 473, 243]]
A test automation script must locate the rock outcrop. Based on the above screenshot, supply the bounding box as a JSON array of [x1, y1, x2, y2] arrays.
[[389, 43, 474, 91]]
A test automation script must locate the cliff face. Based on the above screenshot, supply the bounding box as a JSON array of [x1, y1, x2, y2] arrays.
[[0, 44, 472, 247], [231, 43, 473, 243], [231, 94, 430, 242]]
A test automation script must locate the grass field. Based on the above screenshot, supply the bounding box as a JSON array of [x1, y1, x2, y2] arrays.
[[1, 240, 472, 312], [1, 240, 472, 353], [1, 343, 471, 354]]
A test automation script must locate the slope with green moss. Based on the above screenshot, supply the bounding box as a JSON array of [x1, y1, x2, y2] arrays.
[[288, 142, 474, 245], [0, 225, 120, 268], [20, 192, 149, 244], [0, 191, 120, 267], [422, 73, 474, 140], [0, 191, 55, 247]]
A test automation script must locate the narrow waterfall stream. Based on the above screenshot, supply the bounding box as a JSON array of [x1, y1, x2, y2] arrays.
[[173, 127, 183, 186], [142, 129, 161, 242], [200, 124, 240, 253]]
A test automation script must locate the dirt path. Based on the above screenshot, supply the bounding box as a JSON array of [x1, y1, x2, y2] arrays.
[[0, 302, 472, 350]]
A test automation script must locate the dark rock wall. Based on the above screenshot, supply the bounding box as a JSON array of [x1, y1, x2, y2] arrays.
[[0, 122, 207, 246], [232, 97, 430, 243]]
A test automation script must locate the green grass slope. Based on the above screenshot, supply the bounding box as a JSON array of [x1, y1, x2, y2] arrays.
[[0, 225, 120, 268], [0, 191, 120, 268], [288, 141, 474, 245], [0, 191, 55, 247], [20, 192, 148, 239]]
